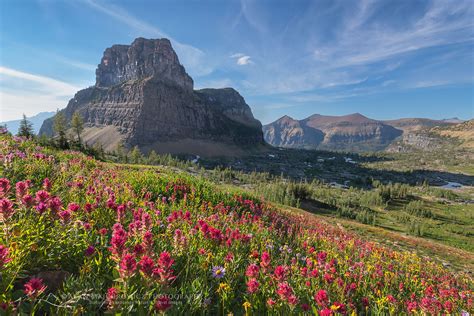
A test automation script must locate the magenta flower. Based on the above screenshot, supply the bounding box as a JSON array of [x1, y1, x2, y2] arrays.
[[106, 287, 119, 309], [0, 245, 11, 268], [119, 253, 137, 277], [110, 224, 127, 255], [67, 203, 80, 212], [35, 190, 50, 203], [274, 265, 286, 281], [247, 278, 259, 293], [158, 252, 174, 269], [261, 251, 271, 269], [24, 278, 47, 299], [42, 178, 51, 191], [0, 178, 11, 198], [245, 263, 259, 278], [48, 196, 62, 213], [36, 202, 48, 215], [0, 198, 14, 220], [99, 228, 108, 236], [139, 255, 155, 276], [85, 245, 95, 256], [315, 289, 329, 307], [15, 181, 29, 198], [22, 194, 33, 207], [58, 209, 71, 222], [154, 295, 171, 312]]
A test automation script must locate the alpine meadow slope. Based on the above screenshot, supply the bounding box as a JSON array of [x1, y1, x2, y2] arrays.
[[0, 133, 473, 314]]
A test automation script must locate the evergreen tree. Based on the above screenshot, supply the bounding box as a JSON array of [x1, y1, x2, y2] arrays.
[[71, 111, 84, 145], [17, 114, 34, 138], [53, 110, 68, 148], [116, 142, 126, 162], [147, 150, 159, 165], [130, 146, 142, 164]]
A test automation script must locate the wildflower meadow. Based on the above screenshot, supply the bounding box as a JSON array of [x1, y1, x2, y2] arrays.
[[0, 134, 472, 315]]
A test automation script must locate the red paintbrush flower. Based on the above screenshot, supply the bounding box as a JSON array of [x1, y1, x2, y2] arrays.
[[0, 198, 14, 220], [119, 253, 137, 277], [0, 178, 11, 198], [154, 295, 171, 312], [24, 278, 47, 299], [315, 289, 329, 307], [139, 255, 155, 276], [247, 278, 259, 294], [246, 263, 260, 278], [0, 245, 11, 268]]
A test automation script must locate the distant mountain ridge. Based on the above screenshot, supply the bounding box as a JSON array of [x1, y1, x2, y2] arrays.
[[263, 113, 462, 152], [1, 112, 55, 135], [383, 117, 459, 132]]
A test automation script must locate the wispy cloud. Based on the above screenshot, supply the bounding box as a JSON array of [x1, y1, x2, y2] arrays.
[[0, 66, 79, 96], [83, 0, 212, 77], [0, 66, 80, 121], [234, 0, 473, 97], [51, 55, 96, 72]]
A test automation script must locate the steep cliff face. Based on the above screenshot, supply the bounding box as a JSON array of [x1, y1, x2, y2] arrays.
[[40, 38, 264, 155], [263, 113, 403, 151], [262, 115, 323, 148]]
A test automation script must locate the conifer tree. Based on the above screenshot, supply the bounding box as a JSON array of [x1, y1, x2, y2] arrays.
[[17, 114, 34, 138], [71, 111, 84, 145], [53, 110, 68, 148]]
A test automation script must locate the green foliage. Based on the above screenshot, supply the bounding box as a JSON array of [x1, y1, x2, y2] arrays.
[[53, 110, 68, 149], [71, 111, 84, 144], [17, 114, 35, 139], [404, 200, 433, 218], [129, 146, 142, 164], [407, 220, 426, 237]]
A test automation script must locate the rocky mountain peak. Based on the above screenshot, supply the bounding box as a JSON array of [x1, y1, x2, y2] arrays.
[[40, 37, 263, 156], [95, 37, 193, 91], [264, 113, 403, 151]]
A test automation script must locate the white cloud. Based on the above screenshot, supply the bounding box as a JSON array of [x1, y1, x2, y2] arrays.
[[230, 53, 253, 65], [0, 66, 80, 121], [83, 0, 212, 77], [236, 56, 253, 65]]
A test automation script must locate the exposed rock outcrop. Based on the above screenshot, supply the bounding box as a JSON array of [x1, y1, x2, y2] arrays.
[[263, 113, 403, 151], [40, 38, 264, 156]]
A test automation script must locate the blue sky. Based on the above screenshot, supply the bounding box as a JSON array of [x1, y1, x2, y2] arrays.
[[0, 0, 473, 123]]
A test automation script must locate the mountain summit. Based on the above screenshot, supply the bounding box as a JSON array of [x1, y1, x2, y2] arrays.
[[263, 113, 403, 151], [40, 38, 263, 156]]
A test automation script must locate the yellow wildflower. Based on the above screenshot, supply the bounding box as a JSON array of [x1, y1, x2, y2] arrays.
[[243, 301, 251, 311], [330, 304, 340, 311], [217, 282, 231, 293]]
